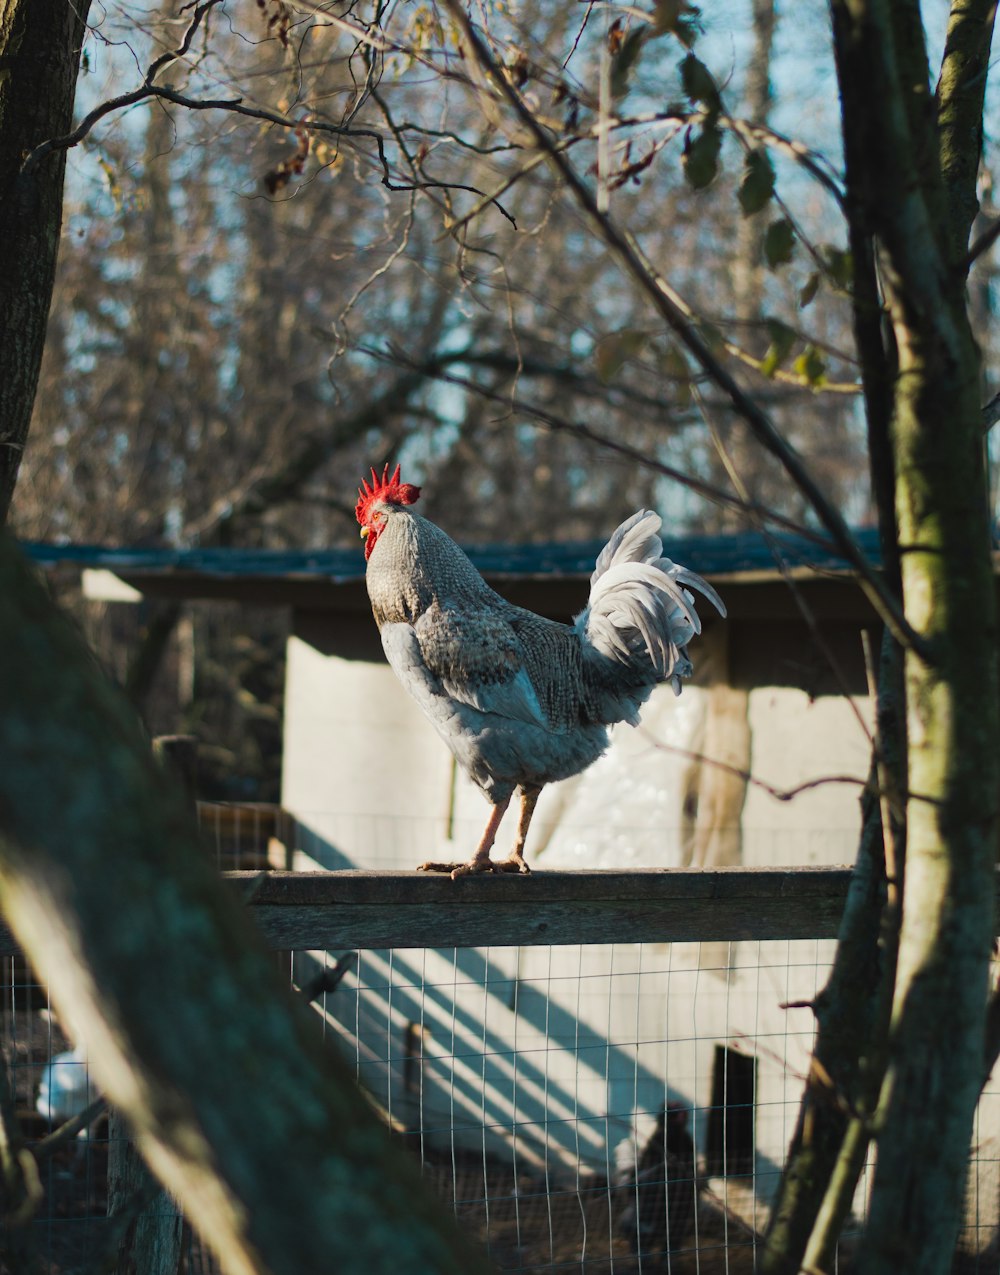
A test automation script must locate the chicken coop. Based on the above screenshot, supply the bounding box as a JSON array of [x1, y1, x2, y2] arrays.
[[276, 528, 883, 1192], [14, 530, 1000, 1271]]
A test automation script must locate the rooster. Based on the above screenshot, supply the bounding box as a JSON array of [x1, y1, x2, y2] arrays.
[[356, 464, 725, 877]]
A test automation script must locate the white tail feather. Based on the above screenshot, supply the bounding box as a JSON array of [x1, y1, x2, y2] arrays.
[[590, 509, 664, 582], [576, 510, 726, 692]]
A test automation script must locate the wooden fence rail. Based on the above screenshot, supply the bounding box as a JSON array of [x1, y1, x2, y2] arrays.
[[4, 865, 999, 958], [232, 866, 858, 950]]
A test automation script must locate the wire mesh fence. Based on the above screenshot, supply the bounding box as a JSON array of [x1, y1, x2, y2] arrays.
[[302, 938, 821, 1274], [4, 927, 1000, 1274], [1, 801, 998, 1273]]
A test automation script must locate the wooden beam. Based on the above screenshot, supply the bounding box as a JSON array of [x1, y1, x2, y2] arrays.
[[235, 866, 855, 949], [9, 865, 1000, 959]]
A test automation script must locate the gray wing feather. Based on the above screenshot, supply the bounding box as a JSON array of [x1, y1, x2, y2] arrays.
[[386, 611, 548, 728], [381, 623, 455, 728], [441, 661, 547, 727]]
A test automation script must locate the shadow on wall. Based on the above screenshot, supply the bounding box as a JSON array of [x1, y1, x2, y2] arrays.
[[289, 821, 781, 1197]]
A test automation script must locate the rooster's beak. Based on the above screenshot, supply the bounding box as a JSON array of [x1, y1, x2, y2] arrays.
[[360, 526, 370, 539]]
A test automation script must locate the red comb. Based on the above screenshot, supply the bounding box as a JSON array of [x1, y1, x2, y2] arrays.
[[355, 463, 421, 524]]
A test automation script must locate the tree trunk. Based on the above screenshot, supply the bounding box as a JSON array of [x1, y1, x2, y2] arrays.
[[106, 735, 196, 1275], [863, 302, 996, 1275], [828, 3, 999, 1271], [0, 532, 493, 1275], [759, 794, 883, 1273], [0, 0, 91, 523], [732, 0, 775, 321]]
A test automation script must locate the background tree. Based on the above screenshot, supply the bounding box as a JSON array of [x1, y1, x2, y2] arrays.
[[0, 0, 91, 521], [0, 536, 496, 1275]]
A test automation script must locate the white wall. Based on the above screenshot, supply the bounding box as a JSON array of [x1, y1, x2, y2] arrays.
[[282, 637, 456, 870], [742, 687, 874, 867], [283, 631, 874, 873]]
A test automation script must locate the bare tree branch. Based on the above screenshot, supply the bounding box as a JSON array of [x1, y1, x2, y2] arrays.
[[439, 0, 926, 659], [20, 82, 387, 182], [965, 211, 1000, 267], [365, 342, 830, 540], [22, 0, 230, 176]]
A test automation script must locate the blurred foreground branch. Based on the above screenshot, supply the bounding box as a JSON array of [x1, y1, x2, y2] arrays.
[[0, 532, 493, 1275]]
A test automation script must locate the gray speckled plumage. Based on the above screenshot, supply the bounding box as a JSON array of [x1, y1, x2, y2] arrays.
[[363, 501, 726, 816]]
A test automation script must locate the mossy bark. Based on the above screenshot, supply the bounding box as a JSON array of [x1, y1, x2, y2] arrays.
[[0, 533, 493, 1275], [765, 3, 997, 1271], [862, 295, 996, 1274], [829, 4, 997, 1272]]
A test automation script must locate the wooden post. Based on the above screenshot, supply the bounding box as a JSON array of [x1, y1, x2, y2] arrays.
[[105, 736, 198, 1275], [106, 1130, 184, 1275]]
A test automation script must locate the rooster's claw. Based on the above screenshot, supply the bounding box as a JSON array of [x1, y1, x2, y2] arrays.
[[416, 858, 531, 878]]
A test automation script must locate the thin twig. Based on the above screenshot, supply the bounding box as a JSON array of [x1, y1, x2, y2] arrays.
[[19, 1, 408, 202], [966, 213, 1000, 268], [21, 0, 226, 176], [20, 81, 386, 180], [636, 731, 944, 809], [693, 379, 874, 745], [34, 1097, 108, 1162]]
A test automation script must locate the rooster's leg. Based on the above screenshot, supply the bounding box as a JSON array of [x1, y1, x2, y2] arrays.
[[491, 784, 541, 875], [417, 795, 512, 878]]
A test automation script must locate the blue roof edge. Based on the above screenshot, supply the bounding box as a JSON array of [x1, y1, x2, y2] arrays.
[[20, 527, 888, 582]]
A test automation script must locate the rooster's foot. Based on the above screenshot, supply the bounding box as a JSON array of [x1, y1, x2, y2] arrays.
[[488, 855, 531, 876], [417, 857, 531, 879]]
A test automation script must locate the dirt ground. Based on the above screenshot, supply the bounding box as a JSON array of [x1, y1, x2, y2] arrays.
[[9, 1130, 999, 1275], [423, 1140, 763, 1274], [7, 1133, 759, 1275]]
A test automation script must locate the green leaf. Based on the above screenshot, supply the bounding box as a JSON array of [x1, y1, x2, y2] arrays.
[[610, 27, 647, 99], [680, 53, 719, 110], [663, 345, 692, 405], [819, 245, 853, 291], [761, 319, 796, 378], [764, 217, 795, 268], [682, 121, 721, 189], [799, 271, 821, 308], [737, 151, 775, 217], [793, 344, 827, 387], [595, 330, 647, 383]]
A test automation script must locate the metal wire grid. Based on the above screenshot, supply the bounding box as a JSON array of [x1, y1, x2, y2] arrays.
[[3, 941, 999, 1274], [1, 958, 109, 1272], [195, 801, 290, 871], [304, 938, 847, 1274]]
